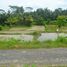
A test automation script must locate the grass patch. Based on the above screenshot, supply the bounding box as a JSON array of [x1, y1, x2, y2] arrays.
[[0, 37, 67, 49], [9, 26, 31, 31], [0, 25, 67, 35], [45, 25, 58, 32], [45, 25, 67, 33], [0, 64, 67, 67]]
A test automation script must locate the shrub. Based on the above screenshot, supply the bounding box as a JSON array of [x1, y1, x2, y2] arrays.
[[56, 36, 67, 43], [0, 25, 3, 31]]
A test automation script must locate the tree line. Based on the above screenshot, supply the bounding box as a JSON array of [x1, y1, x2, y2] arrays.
[[0, 6, 67, 29]]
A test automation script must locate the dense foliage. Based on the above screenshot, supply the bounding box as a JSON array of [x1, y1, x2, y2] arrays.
[[0, 6, 67, 27]]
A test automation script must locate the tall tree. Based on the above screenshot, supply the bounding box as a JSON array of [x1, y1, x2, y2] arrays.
[[9, 5, 24, 15]]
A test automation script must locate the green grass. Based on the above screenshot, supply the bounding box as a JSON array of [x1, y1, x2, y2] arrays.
[[8, 25, 67, 33], [45, 25, 67, 33], [0, 26, 44, 35], [0, 64, 67, 67], [9, 26, 31, 31], [0, 37, 67, 49], [45, 25, 58, 32], [0, 25, 67, 35]]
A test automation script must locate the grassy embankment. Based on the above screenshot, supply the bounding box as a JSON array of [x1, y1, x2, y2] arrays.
[[0, 25, 67, 34], [0, 37, 67, 49]]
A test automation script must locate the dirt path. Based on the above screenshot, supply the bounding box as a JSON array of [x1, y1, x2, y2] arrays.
[[0, 48, 67, 65]]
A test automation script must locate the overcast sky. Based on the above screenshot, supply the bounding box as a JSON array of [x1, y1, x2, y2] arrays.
[[0, 0, 67, 11]]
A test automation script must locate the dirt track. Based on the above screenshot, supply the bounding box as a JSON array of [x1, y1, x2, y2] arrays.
[[0, 48, 67, 65]]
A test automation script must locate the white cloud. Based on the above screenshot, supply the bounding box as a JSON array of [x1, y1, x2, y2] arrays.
[[0, 0, 67, 11]]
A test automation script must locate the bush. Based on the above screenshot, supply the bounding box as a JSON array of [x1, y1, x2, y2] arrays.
[[56, 36, 67, 43], [32, 31, 40, 35], [0, 25, 3, 31]]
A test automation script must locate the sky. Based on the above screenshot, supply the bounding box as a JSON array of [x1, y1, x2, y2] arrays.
[[0, 0, 67, 11]]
